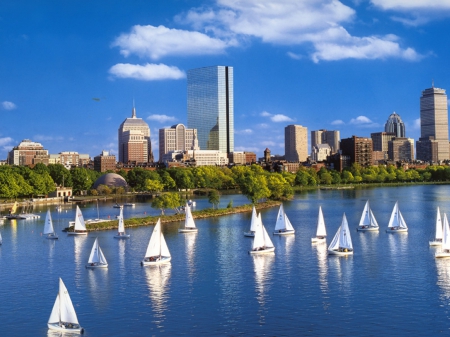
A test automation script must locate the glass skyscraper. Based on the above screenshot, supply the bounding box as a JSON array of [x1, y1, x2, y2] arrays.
[[384, 112, 405, 137], [187, 66, 234, 153]]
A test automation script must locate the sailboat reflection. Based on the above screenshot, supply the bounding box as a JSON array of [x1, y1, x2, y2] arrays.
[[315, 243, 328, 294], [184, 232, 197, 281], [252, 254, 274, 325], [436, 258, 450, 304], [86, 262, 109, 310], [145, 264, 172, 322]]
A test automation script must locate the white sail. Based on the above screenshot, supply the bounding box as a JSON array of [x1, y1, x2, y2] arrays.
[[284, 213, 294, 231], [316, 206, 327, 237], [387, 202, 399, 228], [43, 210, 55, 235], [359, 201, 371, 227], [339, 214, 353, 249], [74, 205, 87, 231], [88, 238, 108, 265], [274, 204, 286, 231], [0, 232, 2, 245], [160, 230, 171, 257], [249, 206, 258, 232], [184, 205, 196, 229], [369, 209, 379, 228], [398, 209, 408, 229], [435, 207, 443, 240], [117, 208, 125, 234], [252, 214, 264, 250], [328, 226, 340, 251], [442, 214, 450, 250], [145, 219, 171, 258], [261, 217, 275, 248], [48, 278, 79, 325]]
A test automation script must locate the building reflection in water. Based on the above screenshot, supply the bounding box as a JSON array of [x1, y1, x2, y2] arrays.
[[145, 264, 172, 327]]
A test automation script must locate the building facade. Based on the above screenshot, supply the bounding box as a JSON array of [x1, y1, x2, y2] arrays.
[[159, 124, 199, 162], [285, 125, 308, 162], [340, 136, 373, 167], [371, 132, 396, 154], [388, 138, 414, 162], [228, 151, 257, 165], [187, 66, 234, 154], [311, 144, 331, 162], [118, 105, 153, 164], [7, 139, 49, 166], [384, 112, 406, 137], [311, 129, 340, 154], [162, 150, 229, 166], [417, 86, 449, 162], [94, 151, 117, 172]]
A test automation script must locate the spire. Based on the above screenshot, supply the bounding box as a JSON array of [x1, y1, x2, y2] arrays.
[[131, 99, 136, 118], [432, 79, 434, 88]]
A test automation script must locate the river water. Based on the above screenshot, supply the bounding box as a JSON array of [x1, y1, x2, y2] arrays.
[[1, 185, 450, 336]]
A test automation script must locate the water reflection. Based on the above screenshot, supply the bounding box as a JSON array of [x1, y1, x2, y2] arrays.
[[252, 254, 274, 325], [387, 231, 408, 258], [358, 231, 379, 256], [436, 259, 450, 305], [118, 239, 126, 272], [144, 264, 172, 326], [47, 330, 82, 337], [184, 232, 197, 282], [86, 266, 110, 310], [328, 253, 353, 297], [314, 243, 328, 294]]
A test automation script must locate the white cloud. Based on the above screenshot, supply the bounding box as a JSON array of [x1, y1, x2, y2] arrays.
[[33, 135, 64, 142], [350, 116, 373, 124], [2, 101, 16, 110], [235, 146, 260, 153], [147, 114, 177, 123], [257, 123, 269, 128], [109, 63, 185, 81], [261, 141, 276, 146], [112, 24, 234, 60], [260, 111, 272, 117], [271, 114, 294, 122], [235, 129, 253, 134], [0, 137, 13, 147], [287, 52, 302, 60], [331, 119, 345, 125], [413, 118, 421, 130]]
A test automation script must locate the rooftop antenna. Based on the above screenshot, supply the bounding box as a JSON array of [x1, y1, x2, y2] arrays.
[[132, 97, 136, 118], [432, 79, 434, 88]]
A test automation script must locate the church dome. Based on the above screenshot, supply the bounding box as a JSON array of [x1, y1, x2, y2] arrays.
[[93, 173, 128, 189]]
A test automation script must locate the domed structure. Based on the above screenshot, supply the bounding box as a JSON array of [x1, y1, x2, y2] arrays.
[[385, 112, 405, 137], [93, 173, 128, 189]]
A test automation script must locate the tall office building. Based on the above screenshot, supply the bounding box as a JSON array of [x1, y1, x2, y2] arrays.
[[340, 136, 373, 167], [187, 66, 234, 154], [118, 105, 153, 163], [416, 86, 449, 162], [384, 112, 406, 137], [311, 129, 340, 154], [159, 124, 199, 161], [285, 125, 308, 162]]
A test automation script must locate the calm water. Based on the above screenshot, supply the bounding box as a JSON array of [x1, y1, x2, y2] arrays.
[[1, 185, 450, 336]]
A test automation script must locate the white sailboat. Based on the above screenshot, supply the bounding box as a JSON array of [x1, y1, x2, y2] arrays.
[[141, 219, 171, 265], [47, 278, 84, 333], [328, 213, 353, 256], [311, 206, 327, 243], [273, 204, 295, 235], [244, 206, 258, 237], [114, 207, 130, 238], [0, 231, 2, 245], [436, 214, 450, 258], [356, 200, 379, 231], [249, 213, 275, 254], [386, 201, 408, 233], [68, 205, 88, 235], [430, 207, 443, 246], [178, 204, 198, 233], [86, 237, 108, 268], [43, 209, 58, 239]]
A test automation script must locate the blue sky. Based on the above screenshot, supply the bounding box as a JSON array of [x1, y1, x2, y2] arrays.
[[2, 0, 450, 160]]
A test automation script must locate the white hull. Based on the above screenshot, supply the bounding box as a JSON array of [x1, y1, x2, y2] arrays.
[[429, 240, 442, 246], [178, 228, 198, 233], [141, 256, 171, 266], [435, 252, 450, 258], [311, 237, 326, 244], [46, 234, 58, 240], [114, 233, 130, 238], [328, 249, 353, 256], [357, 226, 379, 232], [244, 231, 255, 237], [67, 231, 87, 235], [86, 263, 108, 269], [386, 228, 408, 233], [249, 247, 275, 254], [48, 323, 84, 333], [273, 230, 295, 235]]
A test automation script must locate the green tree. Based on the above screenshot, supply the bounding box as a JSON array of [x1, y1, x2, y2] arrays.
[[159, 170, 176, 190], [48, 164, 72, 187], [341, 170, 354, 184], [145, 179, 164, 193], [208, 189, 220, 209], [151, 193, 182, 215], [71, 167, 93, 194]]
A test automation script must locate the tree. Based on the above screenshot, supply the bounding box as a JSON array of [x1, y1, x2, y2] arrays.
[[71, 167, 93, 194], [145, 179, 164, 193], [159, 170, 176, 190], [267, 174, 293, 200], [48, 164, 72, 187], [151, 193, 182, 215], [208, 189, 220, 209]]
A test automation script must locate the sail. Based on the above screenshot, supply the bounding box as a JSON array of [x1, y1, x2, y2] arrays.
[[48, 294, 60, 323], [98, 244, 108, 264], [145, 219, 170, 257], [442, 214, 450, 250], [88, 238, 100, 263], [435, 207, 443, 240], [117, 208, 125, 234], [369, 210, 379, 228], [10, 201, 18, 214], [328, 226, 340, 251], [249, 206, 258, 232], [160, 230, 171, 257], [184, 205, 196, 229], [43, 210, 54, 235], [0, 232, 2, 244], [387, 202, 399, 228], [339, 214, 353, 249], [316, 206, 327, 237], [274, 204, 286, 231], [398, 209, 408, 229], [284, 213, 295, 231], [359, 201, 371, 227], [261, 217, 275, 248], [252, 214, 265, 250], [58, 278, 79, 324], [74, 206, 87, 231]]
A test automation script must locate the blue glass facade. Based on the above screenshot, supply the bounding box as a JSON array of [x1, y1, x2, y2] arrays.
[[187, 66, 234, 153]]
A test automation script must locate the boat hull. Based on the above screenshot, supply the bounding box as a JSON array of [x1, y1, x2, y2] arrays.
[[357, 226, 379, 232], [141, 256, 171, 266], [386, 228, 408, 233], [46, 234, 59, 240], [48, 323, 84, 333], [86, 263, 108, 269], [328, 249, 353, 256], [67, 232, 88, 235], [178, 228, 198, 233], [114, 233, 130, 238], [435, 252, 450, 258], [273, 230, 295, 235], [243, 231, 255, 237], [249, 247, 275, 254], [429, 240, 442, 246], [311, 237, 326, 244]]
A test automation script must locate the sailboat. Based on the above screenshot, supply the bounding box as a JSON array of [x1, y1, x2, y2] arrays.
[[0, 232, 2, 245], [5, 201, 26, 220], [47, 278, 84, 333], [311, 206, 327, 243], [328, 213, 353, 256], [86, 237, 108, 268], [356, 200, 379, 231], [273, 204, 295, 235], [68, 205, 88, 235], [244, 206, 258, 237], [178, 204, 198, 233], [386, 201, 408, 233], [430, 207, 443, 246], [114, 206, 130, 238], [141, 219, 171, 265], [436, 214, 450, 258], [43, 209, 58, 239], [249, 213, 275, 254]]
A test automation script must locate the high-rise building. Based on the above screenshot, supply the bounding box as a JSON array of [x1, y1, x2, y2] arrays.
[[388, 138, 414, 162], [94, 150, 116, 172], [311, 129, 340, 154], [159, 124, 199, 161], [371, 132, 396, 153], [417, 86, 449, 162], [340, 136, 373, 167], [118, 105, 153, 164], [384, 112, 406, 137], [187, 66, 234, 154], [285, 125, 308, 162], [7, 139, 49, 165]]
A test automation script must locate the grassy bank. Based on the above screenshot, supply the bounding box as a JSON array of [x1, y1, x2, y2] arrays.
[[66, 200, 281, 232]]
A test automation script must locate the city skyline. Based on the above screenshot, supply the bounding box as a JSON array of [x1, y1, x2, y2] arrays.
[[2, 1, 450, 160]]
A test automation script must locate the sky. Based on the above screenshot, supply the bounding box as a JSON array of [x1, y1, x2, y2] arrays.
[[2, 0, 450, 161]]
